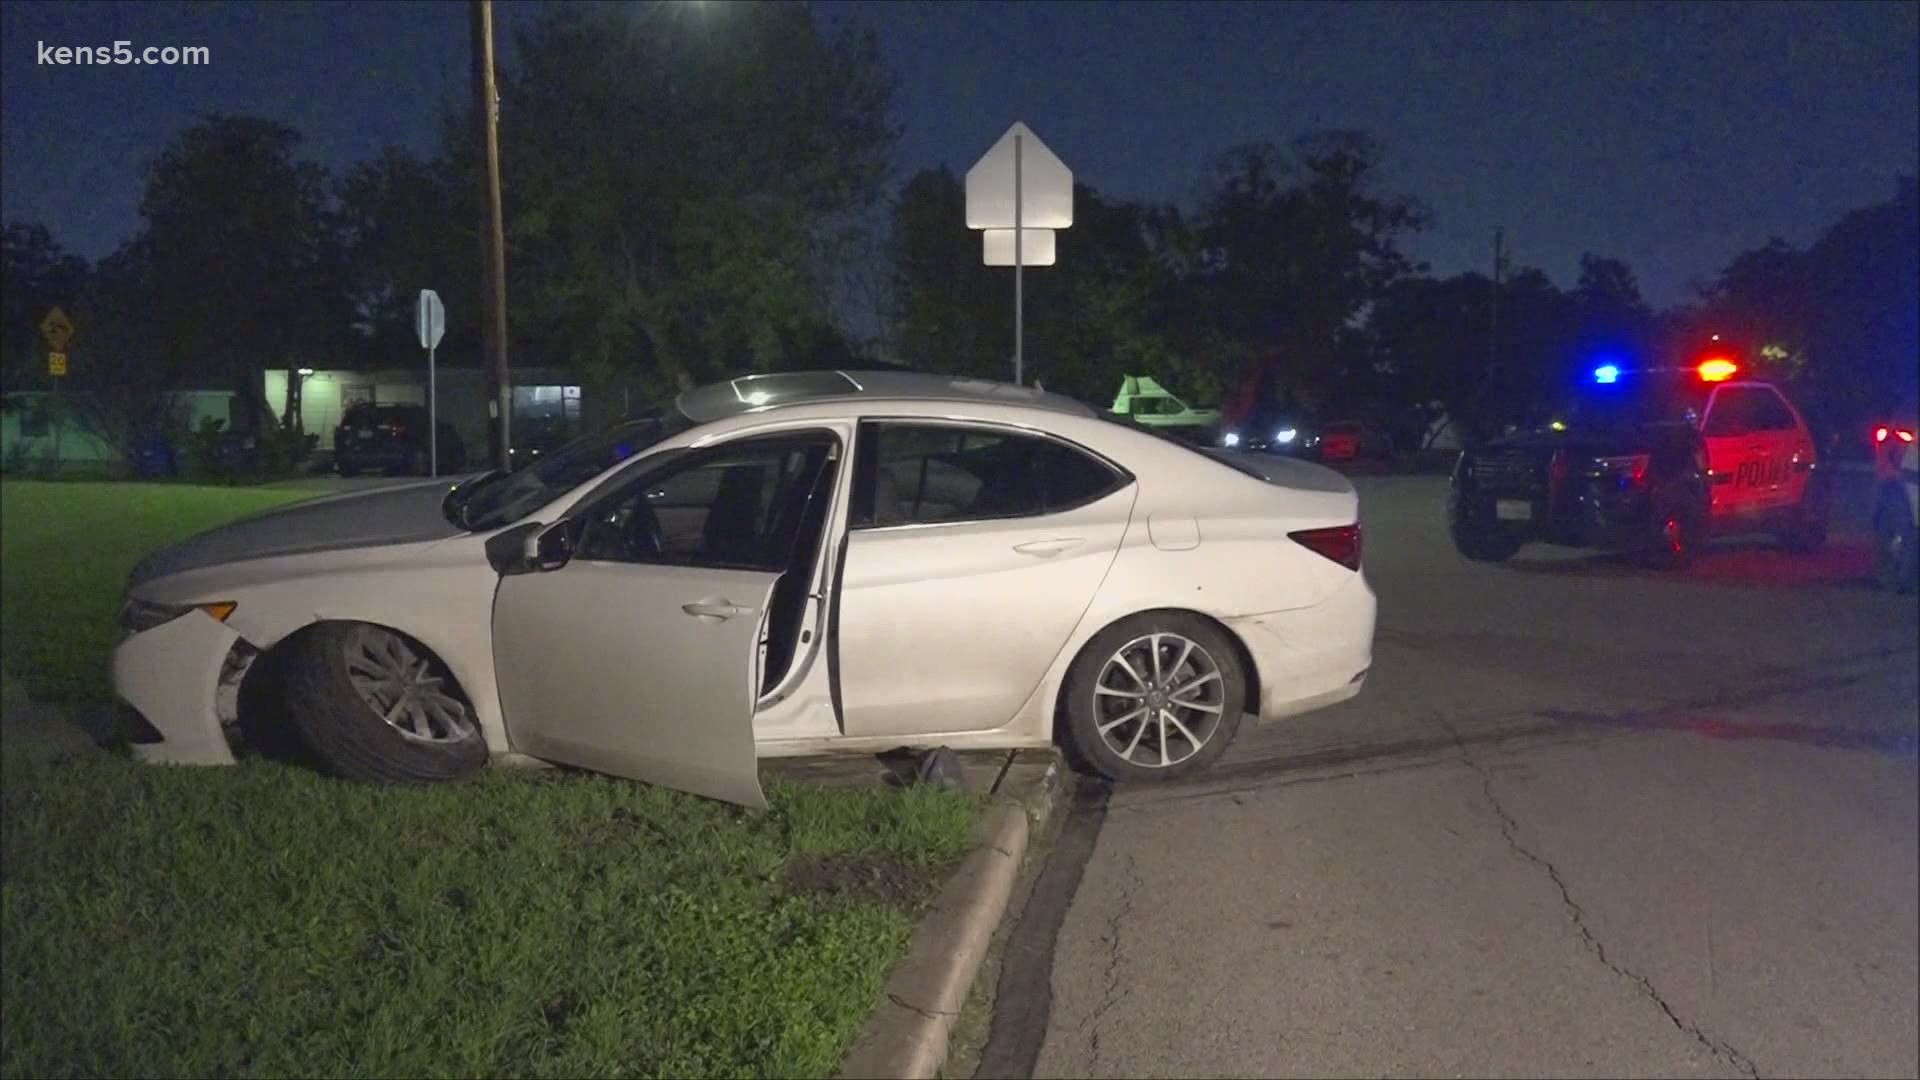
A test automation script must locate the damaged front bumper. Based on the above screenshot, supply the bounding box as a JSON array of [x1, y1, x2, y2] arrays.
[[111, 610, 251, 765]]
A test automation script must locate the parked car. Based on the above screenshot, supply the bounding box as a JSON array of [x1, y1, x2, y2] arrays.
[[1449, 356, 1829, 568], [333, 403, 466, 477], [1311, 419, 1393, 463], [1110, 375, 1221, 435], [1871, 411, 1918, 592], [112, 370, 1376, 807], [1221, 405, 1316, 456]]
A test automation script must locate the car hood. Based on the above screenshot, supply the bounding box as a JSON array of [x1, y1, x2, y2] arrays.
[[128, 478, 472, 588]]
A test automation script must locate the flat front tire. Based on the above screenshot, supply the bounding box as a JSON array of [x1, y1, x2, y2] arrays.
[[1060, 613, 1246, 783], [282, 622, 486, 783]]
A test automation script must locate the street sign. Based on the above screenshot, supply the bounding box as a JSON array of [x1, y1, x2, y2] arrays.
[[417, 289, 445, 478], [983, 228, 1057, 267], [965, 122, 1073, 229], [417, 290, 446, 350], [964, 122, 1074, 386], [39, 307, 73, 352], [48, 352, 68, 377]]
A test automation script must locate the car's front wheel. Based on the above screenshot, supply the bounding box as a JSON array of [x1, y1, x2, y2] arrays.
[[1874, 493, 1919, 594], [1448, 490, 1522, 563], [1060, 613, 1246, 782], [282, 622, 486, 783]]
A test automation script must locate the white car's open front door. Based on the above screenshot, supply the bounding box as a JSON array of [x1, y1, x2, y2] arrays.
[[492, 561, 778, 808]]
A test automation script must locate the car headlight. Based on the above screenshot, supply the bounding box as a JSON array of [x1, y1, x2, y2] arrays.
[[1222, 432, 1241, 448], [118, 598, 238, 633], [1276, 427, 1298, 445]]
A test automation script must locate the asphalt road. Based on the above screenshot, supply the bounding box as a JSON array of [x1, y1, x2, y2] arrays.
[[978, 469, 1919, 1079]]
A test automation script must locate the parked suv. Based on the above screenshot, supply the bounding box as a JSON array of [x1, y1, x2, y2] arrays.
[[333, 403, 466, 477]]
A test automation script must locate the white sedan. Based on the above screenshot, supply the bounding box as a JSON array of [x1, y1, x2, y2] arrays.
[[113, 371, 1376, 807]]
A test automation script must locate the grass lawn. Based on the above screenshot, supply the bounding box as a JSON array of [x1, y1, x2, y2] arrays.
[[0, 479, 983, 1077], [1, 754, 977, 1078], [0, 481, 309, 703]]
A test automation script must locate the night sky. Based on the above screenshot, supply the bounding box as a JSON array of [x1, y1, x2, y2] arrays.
[[3, 0, 1914, 307]]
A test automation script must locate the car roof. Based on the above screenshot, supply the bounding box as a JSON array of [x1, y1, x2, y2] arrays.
[[674, 369, 1098, 424]]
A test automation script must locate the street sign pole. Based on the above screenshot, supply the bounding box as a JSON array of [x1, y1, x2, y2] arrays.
[[418, 289, 447, 479], [1014, 132, 1024, 386], [965, 122, 1071, 389]]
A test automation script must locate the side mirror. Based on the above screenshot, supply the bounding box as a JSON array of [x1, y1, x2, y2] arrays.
[[525, 519, 576, 572]]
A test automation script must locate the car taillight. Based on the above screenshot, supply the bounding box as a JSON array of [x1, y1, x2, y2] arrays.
[[1874, 426, 1916, 444], [1290, 524, 1361, 571]]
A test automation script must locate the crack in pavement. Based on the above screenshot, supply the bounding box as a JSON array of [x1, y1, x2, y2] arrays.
[[1436, 714, 1764, 1080], [1081, 851, 1141, 1070], [886, 992, 957, 1021]]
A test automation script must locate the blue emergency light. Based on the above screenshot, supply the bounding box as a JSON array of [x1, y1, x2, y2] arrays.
[[1592, 363, 1621, 384]]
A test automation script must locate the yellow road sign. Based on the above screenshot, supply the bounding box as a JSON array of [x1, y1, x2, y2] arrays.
[[39, 307, 73, 351], [48, 352, 68, 377]]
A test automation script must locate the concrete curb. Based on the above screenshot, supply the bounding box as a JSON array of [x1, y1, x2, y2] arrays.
[[837, 753, 1063, 1080], [838, 801, 1027, 1080]]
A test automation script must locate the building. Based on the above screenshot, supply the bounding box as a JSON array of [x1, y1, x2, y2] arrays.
[[263, 366, 586, 461]]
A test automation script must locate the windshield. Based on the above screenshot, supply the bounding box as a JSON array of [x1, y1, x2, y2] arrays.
[[447, 409, 695, 531], [1543, 372, 1709, 434]]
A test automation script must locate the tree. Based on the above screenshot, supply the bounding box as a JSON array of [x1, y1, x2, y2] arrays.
[[1802, 176, 1919, 427], [136, 114, 344, 431], [1681, 178, 1918, 435], [886, 169, 1188, 403], [1, 222, 89, 390], [1369, 265, 1574, 444], [1571, 253, 1652, 363], [336, 148, 478, 365], [492, 0, 898, 409], [61, 240, 182, 455], [887, 167, 1005, 377], [1189, 132, 1427, 410]]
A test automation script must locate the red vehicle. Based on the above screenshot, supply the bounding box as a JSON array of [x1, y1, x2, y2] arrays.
[[1317, 421, 1361, 462]]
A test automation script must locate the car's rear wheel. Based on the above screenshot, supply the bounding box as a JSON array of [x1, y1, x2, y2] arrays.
[[1634, 486, 1703, 570], [282, 622, 486, 783], [1448, 490, 1522, 563], [1874, 494, 1919, 593], [1060, 613, 1245, 782], [1778, 473, 1830, 554]]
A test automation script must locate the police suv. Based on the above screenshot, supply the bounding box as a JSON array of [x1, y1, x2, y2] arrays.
[[1449, 353, 1829, 569]]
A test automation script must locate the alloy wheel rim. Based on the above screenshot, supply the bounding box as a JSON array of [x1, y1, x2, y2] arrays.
[[1092, 632, 1226, 768], [345, 626, 476, 744]]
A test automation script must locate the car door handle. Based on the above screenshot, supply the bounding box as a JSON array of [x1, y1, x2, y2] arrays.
[[1013, 537, 1083, 557], [682, 599, 746, 620]]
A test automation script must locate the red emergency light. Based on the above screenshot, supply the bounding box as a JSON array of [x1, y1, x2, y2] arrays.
[[1696, 358, 1738, 382]]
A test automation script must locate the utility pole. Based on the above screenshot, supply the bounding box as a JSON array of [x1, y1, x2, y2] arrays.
[[1489, 226, 1504, 378], [471, 0, 511, 469]]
